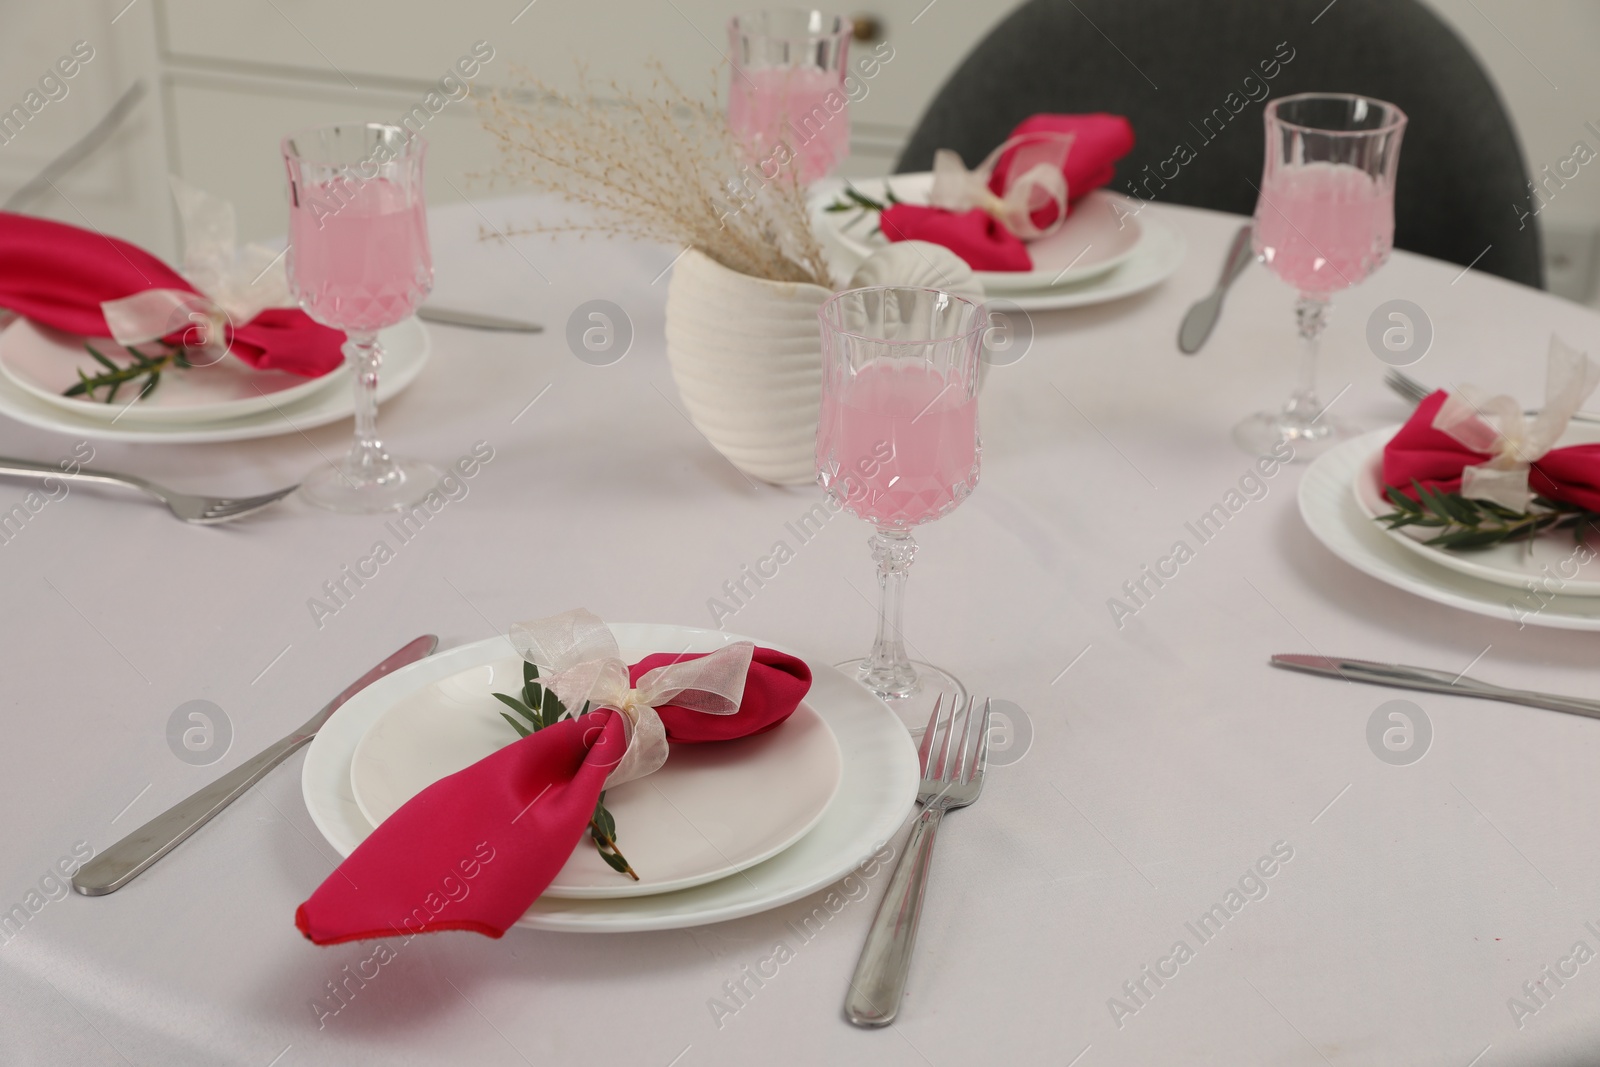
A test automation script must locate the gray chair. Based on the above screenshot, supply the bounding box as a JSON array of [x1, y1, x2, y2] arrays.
[[897, 0, 1543, 288]]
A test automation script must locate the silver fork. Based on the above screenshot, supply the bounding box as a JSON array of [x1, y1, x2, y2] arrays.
[[845, 694, 992, 1028], [1385, 370, 1600, 424], [0, 456, 297, 524]]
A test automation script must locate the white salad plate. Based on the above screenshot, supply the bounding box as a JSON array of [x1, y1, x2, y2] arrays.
[[349, 653, 844, 899], [819, 175, 1144, 292], [0, 317, 346, 425], [1299, 430, 1600, 630], [0, 316, 427, 443], [302, 623, 922, 932], [1349, 424, 1600, 597]]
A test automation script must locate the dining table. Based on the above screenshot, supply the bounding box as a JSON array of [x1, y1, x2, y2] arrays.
[[3, 191, 1599, 1067]]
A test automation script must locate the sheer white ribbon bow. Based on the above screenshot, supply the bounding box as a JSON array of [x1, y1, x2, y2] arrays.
[[1432, 336, 1600, 511], [509, 609, 754, 787], [99, 177, 294, 355], [928, 132, 1075, 241]]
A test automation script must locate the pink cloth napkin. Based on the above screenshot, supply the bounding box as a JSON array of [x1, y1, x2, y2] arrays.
[[881, 112, 1136, 271], [295, 647, 813, 945], [0, 211, 344, 377]]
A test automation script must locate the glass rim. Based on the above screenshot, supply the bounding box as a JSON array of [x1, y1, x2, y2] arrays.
[[1264, 92, 1408, 136], [819, 286, 989, 347], [280, 122, 424, 161], [728, 9, 853, 42]]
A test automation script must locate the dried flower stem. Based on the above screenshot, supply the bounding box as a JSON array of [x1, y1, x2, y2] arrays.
[[480, 66, 830, 286]]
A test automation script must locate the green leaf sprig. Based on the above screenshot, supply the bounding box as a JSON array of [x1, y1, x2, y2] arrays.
[[1377, 480, 1600, 550], [494, 661, 638, 881], [822, 182, 901, 214], [64, 341, 193, 404]]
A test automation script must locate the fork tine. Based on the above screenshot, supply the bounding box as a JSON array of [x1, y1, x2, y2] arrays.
[[970, 698, 993, 784], [915, 693, 943, 774], [951, 695, 981, 782], [933, 694, 960, 780]]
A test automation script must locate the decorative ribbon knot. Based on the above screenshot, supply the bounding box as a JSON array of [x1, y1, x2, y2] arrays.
[[99, 177, 294, 354], [510, 609, 753, 788], [1432, 336, 1600, 511], [929, 131, 1075, 240]]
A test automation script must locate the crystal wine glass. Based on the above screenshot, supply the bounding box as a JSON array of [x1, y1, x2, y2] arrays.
[[282, 123, 439, 512], [1235, 92, 1407, 460], [817, 286, 985, 729], [727, 9, 852, 184]]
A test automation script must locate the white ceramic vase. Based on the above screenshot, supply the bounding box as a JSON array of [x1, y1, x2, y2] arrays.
[[664, 249, 831, 485]]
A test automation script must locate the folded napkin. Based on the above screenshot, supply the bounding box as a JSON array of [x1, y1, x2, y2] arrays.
[[0, 211, 344, 377], [1384, 390, 1600, 513], [295, 631, 812, 945], [882, 112, 1135, 272]]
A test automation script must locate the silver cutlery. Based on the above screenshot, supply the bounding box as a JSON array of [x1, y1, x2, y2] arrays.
[[0, 456, 297, 524], [417, 305, 544, 333], [1384, 369, 1600, 425], [1177, 223, 1255, 354], [844, 695, 991, 1028], [1271, 653, 1600, 721], [73, 635, 438, 896]]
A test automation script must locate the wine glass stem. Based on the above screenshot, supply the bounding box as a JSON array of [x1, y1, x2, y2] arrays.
[[343, 332, 393, 483], [864, 529, 917, 690], [1286, 294, 1330, 424]]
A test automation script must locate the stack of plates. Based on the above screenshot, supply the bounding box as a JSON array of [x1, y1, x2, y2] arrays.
[[0, 316, 429, 443], [1300, 428, 1600, 630], [302, 622, 922, 932], [812, 175, 1186, 311]]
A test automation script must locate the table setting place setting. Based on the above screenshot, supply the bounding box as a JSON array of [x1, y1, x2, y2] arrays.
[[9, 2, 1600, 1064]]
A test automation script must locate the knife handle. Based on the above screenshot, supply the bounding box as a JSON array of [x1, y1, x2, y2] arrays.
[[71, 734, 309, 896]]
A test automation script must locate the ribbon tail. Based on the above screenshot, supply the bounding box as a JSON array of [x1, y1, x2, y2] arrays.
[[1460, 465, 1534, 512]]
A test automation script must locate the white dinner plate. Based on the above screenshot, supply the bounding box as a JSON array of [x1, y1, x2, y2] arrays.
[[1299, 429, 1600, 629], [0, 317, 347, 425], [819, 175, 1144, 292], [0, 316, 427, 443], [302, 624, 922, 932], [1349, 428, 1600, 596], [349, 652, 844, 899]]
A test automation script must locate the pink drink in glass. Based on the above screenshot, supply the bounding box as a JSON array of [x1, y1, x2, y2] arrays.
[[288, 177, 432, 333], [728, 66, 849, 184], [819, 359, 979, 528], [1254, 160, 1394, 295]]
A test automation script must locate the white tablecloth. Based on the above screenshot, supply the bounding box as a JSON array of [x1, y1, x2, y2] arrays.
[[4, 195, 1599, 1067]]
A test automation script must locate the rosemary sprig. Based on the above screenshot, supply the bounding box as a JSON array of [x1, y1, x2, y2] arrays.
[[1377, 480, 1600, 550], [64, 342, 193, 404], [822, 182, 901, 214], [494, 661, 638, 880]]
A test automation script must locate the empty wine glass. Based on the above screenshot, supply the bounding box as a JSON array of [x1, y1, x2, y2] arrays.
[[1235, 92, 1407, 460], [282, 123, 439, 513], [817, 286, 985, 730]]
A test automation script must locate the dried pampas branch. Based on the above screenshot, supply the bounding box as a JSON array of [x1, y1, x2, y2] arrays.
[[480, 66, 830, 287]]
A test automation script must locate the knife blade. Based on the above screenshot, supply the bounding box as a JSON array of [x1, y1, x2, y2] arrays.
[[1178, 223, 1255, 354], [417, 305, 544, 333], [72, 635, 439, 896], [1270, 653, 1600, 721]]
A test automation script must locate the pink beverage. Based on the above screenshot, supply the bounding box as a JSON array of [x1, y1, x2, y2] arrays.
[[1254, 161, 1394, 294], [819, 359, 979, 527], [728, 66, 850, 184], [288, 176, 432, 333]]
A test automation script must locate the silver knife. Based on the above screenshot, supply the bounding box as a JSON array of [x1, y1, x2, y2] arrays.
[[417, 305, 543, 333], [1178, 223, 1255, 354], [1270, 654, 1600, 721], [72, 635, 439, 896]]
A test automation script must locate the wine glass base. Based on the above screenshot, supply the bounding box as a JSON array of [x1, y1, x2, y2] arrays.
[[300, 457, 442, 514], [835, 657, 967, 736], [1232, 411, 1357, 463]]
